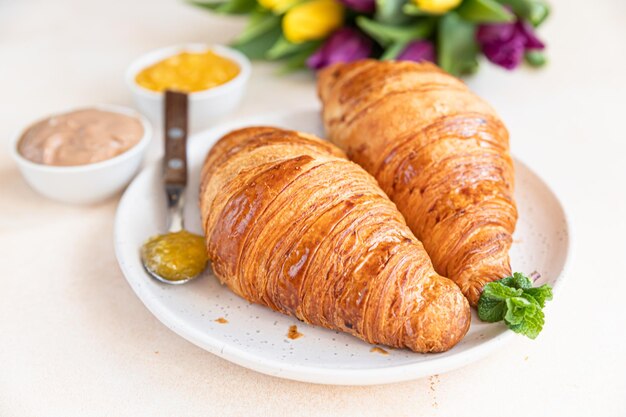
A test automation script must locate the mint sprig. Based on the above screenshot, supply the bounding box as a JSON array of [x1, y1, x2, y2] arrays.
[[477, 272, 553, 339]]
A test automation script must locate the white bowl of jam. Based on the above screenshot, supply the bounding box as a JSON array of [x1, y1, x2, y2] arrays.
[[125, 44, 251, 132], [11, 105, 153, 204]]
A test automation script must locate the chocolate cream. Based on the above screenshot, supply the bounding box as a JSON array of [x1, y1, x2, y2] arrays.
[[18, 108, 144, 166]]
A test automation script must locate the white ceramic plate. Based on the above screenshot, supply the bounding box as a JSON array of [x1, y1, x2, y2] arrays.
[[114, 108, 570, 385]]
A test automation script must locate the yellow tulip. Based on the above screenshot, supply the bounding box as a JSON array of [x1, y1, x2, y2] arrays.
[[258, 0, 299, 13], [282, 0, 344, 44], [413, 0, 462, 14]]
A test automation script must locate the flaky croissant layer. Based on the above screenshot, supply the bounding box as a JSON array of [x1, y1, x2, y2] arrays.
[[200, 127, 470, 352], [318, 60, 518, 306]]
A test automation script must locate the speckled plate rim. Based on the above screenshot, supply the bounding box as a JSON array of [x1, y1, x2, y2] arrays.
[[114, 107, 572, 385]]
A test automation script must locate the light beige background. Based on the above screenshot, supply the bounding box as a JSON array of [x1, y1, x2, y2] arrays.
[[1, 0, 624, 416]]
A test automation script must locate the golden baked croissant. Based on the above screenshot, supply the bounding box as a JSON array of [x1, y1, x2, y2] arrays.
[[318, 60, 518, 306], [200, 127, 470, 352]]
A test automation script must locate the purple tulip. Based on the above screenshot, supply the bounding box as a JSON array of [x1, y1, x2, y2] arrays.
[[479, 28, 526, 70], [397, 40, 435, 63], [477, 20, 545, 70], [476, 22, 517, 45], [307, 28, 373, 70], [339, 0, 375, 13], [517, 20, 545, 49]]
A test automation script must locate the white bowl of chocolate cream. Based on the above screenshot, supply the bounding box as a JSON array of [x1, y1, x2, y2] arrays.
[[11, 105, 152, 204]]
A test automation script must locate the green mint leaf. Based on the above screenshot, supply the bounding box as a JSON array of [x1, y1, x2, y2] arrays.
[[507, 303, 545, 339], [499, 272, 533, 289], [477, 293, 507, 322], [477, 282, 522, 322], [524, 284, 553, 308], [483, 281, 523, 299], [520, 292, 541, 306], [477, 273, 553, 339], [504, 296, 534, 325]]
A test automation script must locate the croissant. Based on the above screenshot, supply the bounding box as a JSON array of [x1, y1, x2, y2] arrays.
[[200, 127, 470, 352], [318, 60, 518, 306]]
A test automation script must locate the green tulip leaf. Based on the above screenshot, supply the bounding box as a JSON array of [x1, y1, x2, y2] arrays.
[[380, 42, 408, 60], [497, 0, 550, 26], [235, 10, 281, 44], [277, 41, 322, 74], [356, 16, 433, 47], [438, 12, 479, 76], [457, 0, 515, 23], [528, 1, 550, 26], [525, 50, 547, 67], [233, 25, 282, 59], [376, 0, 411, 25], [266, 36, 318, 60], [188, 0, 257, 14], [188, 0, 225, 11], [402, 3, 429, 16]]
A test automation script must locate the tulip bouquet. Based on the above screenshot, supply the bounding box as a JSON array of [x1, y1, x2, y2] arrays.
[[191, 0, 549, 76]]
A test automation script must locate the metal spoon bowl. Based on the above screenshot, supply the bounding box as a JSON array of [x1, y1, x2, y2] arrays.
[[140, 90, 207, 284]]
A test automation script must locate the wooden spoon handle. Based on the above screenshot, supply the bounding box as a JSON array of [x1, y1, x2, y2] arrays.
[[163, 90, 188, 187]]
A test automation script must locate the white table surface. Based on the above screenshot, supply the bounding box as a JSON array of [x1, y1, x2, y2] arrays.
[[1, 0, 624, 415]]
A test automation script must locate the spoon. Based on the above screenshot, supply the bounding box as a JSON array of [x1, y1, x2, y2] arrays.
[[140, 90, 208, 284]]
